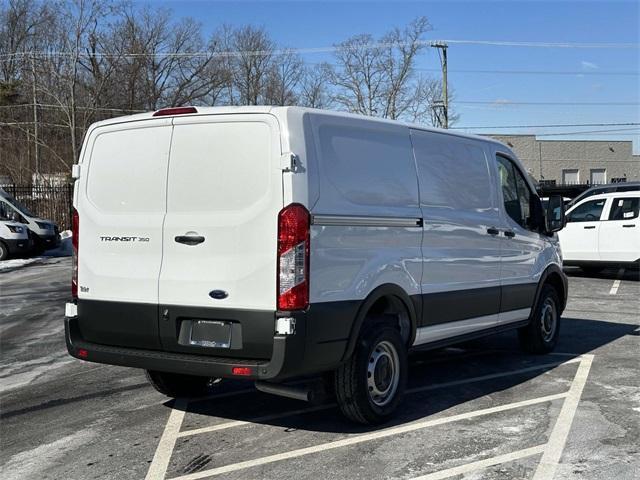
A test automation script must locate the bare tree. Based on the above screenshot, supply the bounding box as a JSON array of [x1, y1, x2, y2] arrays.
[[326, 16, 453, 125], [299, 64, 332, 109], [228, 25, 274, 105]]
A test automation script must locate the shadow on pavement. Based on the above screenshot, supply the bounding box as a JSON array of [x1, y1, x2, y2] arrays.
[[171, 316, 638, 434]]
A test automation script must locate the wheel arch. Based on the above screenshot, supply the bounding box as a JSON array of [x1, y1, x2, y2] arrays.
[[533, 264, 568, 316], [341, 284, 418, 362]]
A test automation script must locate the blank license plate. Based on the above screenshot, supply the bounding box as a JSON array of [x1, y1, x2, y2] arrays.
[[189, 320, 231, 348]]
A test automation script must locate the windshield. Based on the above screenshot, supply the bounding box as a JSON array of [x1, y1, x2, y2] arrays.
[[1, 191, 36, 217]]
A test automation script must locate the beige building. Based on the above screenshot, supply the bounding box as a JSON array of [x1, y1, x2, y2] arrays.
[[487, 134, 640, 185]]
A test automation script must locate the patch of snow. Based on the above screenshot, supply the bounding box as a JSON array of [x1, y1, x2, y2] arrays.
[[0, 258, 41, 271]]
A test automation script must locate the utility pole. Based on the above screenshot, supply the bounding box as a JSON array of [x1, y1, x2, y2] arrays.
[[30, 52, 40, 180], [430, 41, 448, 128]]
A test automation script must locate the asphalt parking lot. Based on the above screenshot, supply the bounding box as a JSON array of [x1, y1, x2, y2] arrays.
[[1, 258, 638, 480]]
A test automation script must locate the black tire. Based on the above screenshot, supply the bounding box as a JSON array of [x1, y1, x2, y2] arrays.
[[518, 284, 561, 354], [145, 370, 216, 398], [335, 321, 407, 424], [0, 241, 8, 261]]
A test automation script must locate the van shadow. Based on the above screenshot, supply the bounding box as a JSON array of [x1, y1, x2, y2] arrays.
[[168, 317, 638, 435]]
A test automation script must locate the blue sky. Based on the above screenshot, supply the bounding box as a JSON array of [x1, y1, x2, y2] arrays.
[[147, 0, 639, 152]]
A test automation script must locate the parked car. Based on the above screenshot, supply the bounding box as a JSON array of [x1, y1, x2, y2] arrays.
[[0, 187, 60, 253], [559, 191, 639, 273], [64, 106, 567, 424], [0, 219, 31, 260], [567, 181, 640, 208]]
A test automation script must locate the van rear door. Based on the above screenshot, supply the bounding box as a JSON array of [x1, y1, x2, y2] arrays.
[[158, 114, 283, 358], [78, 119, 172, 348]]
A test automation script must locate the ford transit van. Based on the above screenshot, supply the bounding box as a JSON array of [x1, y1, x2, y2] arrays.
[[0, 187, 60, 252], [65, 106, 567, 424]]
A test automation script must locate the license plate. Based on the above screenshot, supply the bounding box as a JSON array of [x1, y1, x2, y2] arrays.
[[189, 320, 231, 348]]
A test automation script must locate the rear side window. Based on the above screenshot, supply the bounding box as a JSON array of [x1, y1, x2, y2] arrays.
[[567, 199, 606, 222], [609, 197, 639, 220], [87, 125, 171, 213], [317, 123, 418, 208], [411, 131, 492, 210]]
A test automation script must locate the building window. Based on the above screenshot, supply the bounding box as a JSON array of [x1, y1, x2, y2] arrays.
[[562, 169, 580, 184], [590, 169, 606, 185]]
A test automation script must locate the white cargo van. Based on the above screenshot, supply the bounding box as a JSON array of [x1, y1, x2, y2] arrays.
[[0, 187, 60, 252], [0, 219, 30, 260], [65, 106, 567, 424]]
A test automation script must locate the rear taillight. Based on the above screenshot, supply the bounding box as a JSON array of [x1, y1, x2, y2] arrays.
[[72, 208, 79, 299], [277, 204, 310, 311]]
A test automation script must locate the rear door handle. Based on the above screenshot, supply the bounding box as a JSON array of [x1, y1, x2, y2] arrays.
[[487, 227, 500, 236], [503, 230, 516, 238], [623, 224, 636, 228], [583, 226, 596, 229], [175, 235, 205, 246]]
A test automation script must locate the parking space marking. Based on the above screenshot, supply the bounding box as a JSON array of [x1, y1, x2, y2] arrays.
[[532, 354, 594, 480], [175, 358, 580, 439], [408, 444, 546, 480], [167, 392, 568, 480], [145, 398, 188, 480], [609, 268, 625, 295]]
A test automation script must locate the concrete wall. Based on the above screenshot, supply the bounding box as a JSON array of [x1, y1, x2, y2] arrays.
[[488, 134, 640, 184]]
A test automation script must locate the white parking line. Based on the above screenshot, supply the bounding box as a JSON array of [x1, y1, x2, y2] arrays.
[[609, 268, 625, 294], [167, 392, 568, 480], [408, 444, 546, 480], [532, 354, 594, 480], [145, 398, 188, 480], [175, 358, 580, 438]]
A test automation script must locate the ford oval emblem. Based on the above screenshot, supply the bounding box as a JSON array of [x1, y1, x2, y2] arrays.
[[209, 290, 228, 300]]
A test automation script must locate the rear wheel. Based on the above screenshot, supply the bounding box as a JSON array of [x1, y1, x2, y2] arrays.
[[145, 370, 219, 398], [0, 241, 8, 261], [518, 284, 561, 354], [335, 321, 407, 424]]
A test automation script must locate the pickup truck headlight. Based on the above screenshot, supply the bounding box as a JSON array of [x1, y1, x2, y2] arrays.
[[7, 225, 24, 234]]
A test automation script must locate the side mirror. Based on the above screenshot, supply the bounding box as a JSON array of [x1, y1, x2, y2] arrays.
[[545, 195, 566, 233]]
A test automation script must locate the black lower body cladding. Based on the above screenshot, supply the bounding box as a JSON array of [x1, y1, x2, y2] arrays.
[[66, 299, 359, 380]]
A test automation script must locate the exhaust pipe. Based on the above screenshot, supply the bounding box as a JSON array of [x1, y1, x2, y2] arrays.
[[255, 381, 316, 403]]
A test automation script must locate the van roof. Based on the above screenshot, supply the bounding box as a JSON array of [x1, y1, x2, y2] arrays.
[[86, 106, 509, 150]]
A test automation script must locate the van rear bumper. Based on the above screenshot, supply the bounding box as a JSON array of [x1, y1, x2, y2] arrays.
[[65, 316, 306, 380], [65, 300, 356, 380]]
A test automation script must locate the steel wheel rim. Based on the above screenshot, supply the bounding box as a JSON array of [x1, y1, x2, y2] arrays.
[[367, 340, 400, 407], [540, 298, 557, 342]]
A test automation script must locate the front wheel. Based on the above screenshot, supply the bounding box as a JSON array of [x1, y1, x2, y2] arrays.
[[145, 370, 219, 398], [518, 285, 561, 354], [335, 322, 407, 424], [0, 242, 8, 261]]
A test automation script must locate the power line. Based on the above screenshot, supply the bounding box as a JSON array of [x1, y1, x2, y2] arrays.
[[454, 101, 639, 106], [451, 122, 640, 129], [528, 127, 640, 136], [1, 39, 637, 60]]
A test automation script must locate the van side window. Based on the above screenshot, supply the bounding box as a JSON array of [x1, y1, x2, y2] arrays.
[[495, 155, 533, 230], [567, 199, 606, 222], [411, 131, 492, 210], [318, 124, 419, 209], [608, 197, 639, 220]]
